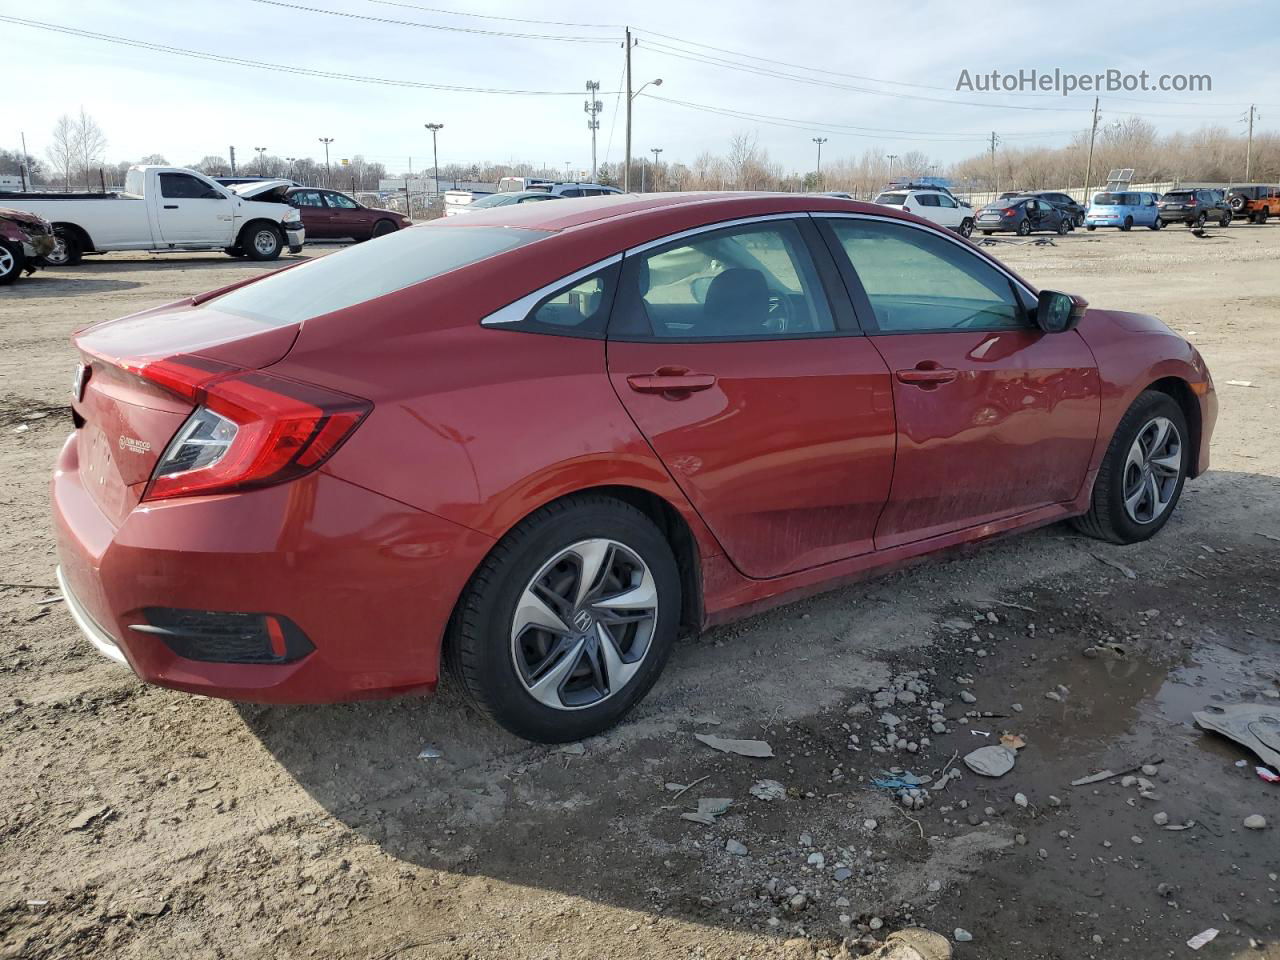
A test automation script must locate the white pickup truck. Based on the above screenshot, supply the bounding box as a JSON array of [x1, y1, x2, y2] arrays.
[[5, 165, 305, 265]]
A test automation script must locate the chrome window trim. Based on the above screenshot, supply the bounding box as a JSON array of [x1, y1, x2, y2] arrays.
[[816, 211, 1038, 302], [481, 254, 622, 326], [623, 211, 809, 257]]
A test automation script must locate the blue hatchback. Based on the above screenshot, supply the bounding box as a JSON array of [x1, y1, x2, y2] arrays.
[[1085, 191, 1163, 231]]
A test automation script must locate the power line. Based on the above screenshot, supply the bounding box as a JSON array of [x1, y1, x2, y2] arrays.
[[645, 94, 1084, 143], [364, 0, 623, 30], [0, 15, 616, 94], [245, 0, 616, 42]]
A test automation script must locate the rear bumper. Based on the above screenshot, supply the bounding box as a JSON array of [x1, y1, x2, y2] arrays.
[[51, 432, 494, 703]]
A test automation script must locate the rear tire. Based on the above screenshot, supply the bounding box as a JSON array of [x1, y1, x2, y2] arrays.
[[241, 222, 283, 261], [981, 230, 994, 236], [0, 242, 24, 285], [1121, 216, 1133, 232], [1086, 224, 1097, 231], [1071, 390, 1190, 545], [959, 218, 974, 238], [1255, 210, 1269, 224], [446, 495, 682, 743]]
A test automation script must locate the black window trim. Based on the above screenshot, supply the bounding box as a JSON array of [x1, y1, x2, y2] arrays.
[[813, 212, 1039, 336], [606, 214, 861, 344]]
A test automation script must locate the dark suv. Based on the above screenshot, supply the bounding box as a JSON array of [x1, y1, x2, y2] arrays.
[[1158, 189, 1231, 228]]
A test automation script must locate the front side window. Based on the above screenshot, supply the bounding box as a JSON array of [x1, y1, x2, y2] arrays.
[[614, 220, 835, 340], [325, 192, 359, 209], [160, 173, 221, 199], [827, 218, 1028, 333], [916, 194, 940, 207], [213, 226, 546, 327], [937, 194, 957, 208]]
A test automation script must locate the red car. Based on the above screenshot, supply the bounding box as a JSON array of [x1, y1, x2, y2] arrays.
[[52, 193, 1216, 742], [286, 187, 412, 241]]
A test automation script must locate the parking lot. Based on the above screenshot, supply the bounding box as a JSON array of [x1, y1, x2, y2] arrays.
[[2, 226, 1279, 960]]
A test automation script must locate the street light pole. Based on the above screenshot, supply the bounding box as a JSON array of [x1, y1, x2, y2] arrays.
[[886, 153, 898, 182], [812, 137, 827, 185], [319, 138, 334, 185], [255, 146, 267, 175], [650, 147, 663, 192], [285, 157, 297, 179], [424, 123, 443, 196]]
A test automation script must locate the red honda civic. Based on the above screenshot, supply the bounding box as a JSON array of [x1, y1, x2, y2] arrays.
[[52, 193, 1216, 742]]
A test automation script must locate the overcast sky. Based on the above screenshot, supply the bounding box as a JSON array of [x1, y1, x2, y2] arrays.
[[3, 0, 1275, 177]]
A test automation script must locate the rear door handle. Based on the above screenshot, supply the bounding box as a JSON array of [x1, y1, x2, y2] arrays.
[[626, 371, 717, 395], [163, 204, 179, 209], [896, 367, 958, 386]]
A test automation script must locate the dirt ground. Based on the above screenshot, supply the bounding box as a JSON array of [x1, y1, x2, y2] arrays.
[[1, 224, 1278, 960]]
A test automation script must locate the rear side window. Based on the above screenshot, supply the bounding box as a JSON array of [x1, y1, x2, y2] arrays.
[[325, 192, 359, 209], [513, 265, 621, 337], [212, 226, 545, 326], [559, 188, 583, 198], [612, 220, 835, 341]]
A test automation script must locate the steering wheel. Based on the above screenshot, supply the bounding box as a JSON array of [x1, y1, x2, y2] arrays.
[[765, 293, 793, 333]]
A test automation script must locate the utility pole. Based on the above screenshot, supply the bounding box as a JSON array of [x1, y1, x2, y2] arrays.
[[585, 80, 602, 183], [424, 123, 443, 196], [1082, 98, 1099, 206], [886, 153, 898, 182], [255, 146, 267, 175], [1244, 104, 1257, 180], [989, 130, 1001, 195], [19, 131, 30, 191], [229, 145, 237, 175], [319, 137, 334, 185], [650, 147, 663, 191], [812, 137, 827, 184], [624, 26, 633, 192]]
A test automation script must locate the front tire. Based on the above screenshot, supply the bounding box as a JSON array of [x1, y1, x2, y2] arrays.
[[446, 495, 682, 742], [1194, 212, 1208, 228], [0, 242, 24, 285], [242, 223, 283, 261], [1017, 220, 1032, 236], [371, 219, 398, 239], [1072, 390, 1190, 544], [1149, 218, 1163, 231], [1057, 219, 1071, 235]]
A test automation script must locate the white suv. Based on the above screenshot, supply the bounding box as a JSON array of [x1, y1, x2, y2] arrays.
[[873, 189, 975, 237]]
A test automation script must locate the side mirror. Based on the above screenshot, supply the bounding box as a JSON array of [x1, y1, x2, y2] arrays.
[[1034, 290, 1087, 333]]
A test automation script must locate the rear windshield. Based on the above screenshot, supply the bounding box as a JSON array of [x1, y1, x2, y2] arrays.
[[212, 226, 545, 325], [875, 192, 908, 205], [1093, 193, 1133, 205], [468, 193, 519, 208], [1163, 191, 1194, 200]]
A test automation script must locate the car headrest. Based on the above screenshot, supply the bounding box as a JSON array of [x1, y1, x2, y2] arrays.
[[703, 268, 769, 335]]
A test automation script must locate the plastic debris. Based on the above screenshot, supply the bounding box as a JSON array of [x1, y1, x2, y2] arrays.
[[680, 796, 732, 825], [416, 746, 443, 760], [872, 772, 930, 790], [1187, 928, 1219, 950], [1224, 379, 1254, 387], [1000, 733, 1027, 751], [749, 779, 787, 801], [963, 745, 1016, 778], [1257, 767, 1280, 783], [695, 733, 773, 758], [1193, 704, 1280, 769]]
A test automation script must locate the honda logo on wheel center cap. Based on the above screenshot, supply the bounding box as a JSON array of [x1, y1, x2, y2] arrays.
[[572, 609, 594, 633]]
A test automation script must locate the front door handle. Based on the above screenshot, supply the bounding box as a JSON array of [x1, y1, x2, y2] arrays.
[[896, 366, 958, 387], [163, 204, 179, 210], [626, 369, 717, 395]]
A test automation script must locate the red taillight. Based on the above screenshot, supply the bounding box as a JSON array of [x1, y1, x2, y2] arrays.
[[1003, 208, 1016, 216], [132, 357, 370, 501], [1186, 198, 1197, 206]]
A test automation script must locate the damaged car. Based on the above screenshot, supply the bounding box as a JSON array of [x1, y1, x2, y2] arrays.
[[1, 207, 57, 285]]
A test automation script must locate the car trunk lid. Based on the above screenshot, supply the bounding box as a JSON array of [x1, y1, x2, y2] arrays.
[[71, 301, 300, 526]]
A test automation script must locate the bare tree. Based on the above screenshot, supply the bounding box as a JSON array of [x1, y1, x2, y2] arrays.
[[46, 114, 77, 191]]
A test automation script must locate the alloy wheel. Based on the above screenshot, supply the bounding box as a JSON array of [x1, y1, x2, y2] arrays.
[[511, 538, 659, 711], [1122, 416, 1182, 525], [0, 246, 14, 279]]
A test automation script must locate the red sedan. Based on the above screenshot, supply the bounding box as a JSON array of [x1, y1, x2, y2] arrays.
[[52, 193, 1216, 742], [286, 187, 412, 241]]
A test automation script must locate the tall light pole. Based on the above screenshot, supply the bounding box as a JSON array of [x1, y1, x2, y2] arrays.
[[424, 123, 443, 195], [585, 80, 602, 183], [285, 156, 297, 180], [1243, 104, 1258, 180], [886, 153, 898, 182], [650, 147, 663, 192], [622, 25, 662, 194], [318, 137, 334, 185], [255, 146, 268, 175], [565, 161, 573, 180], [812, 137, 827, 184]]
